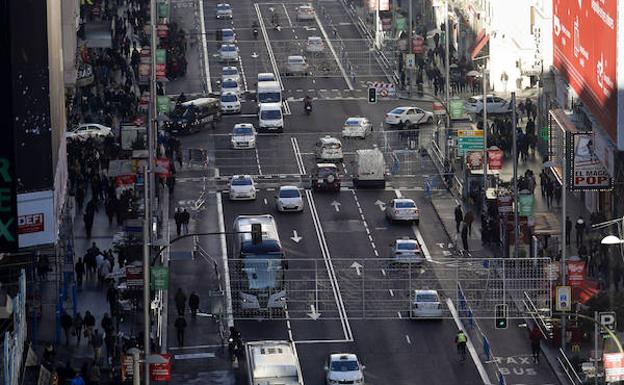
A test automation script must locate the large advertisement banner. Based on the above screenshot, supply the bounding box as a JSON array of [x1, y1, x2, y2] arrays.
[[552, 0, 617, 145], [568, 132, 613, 190]]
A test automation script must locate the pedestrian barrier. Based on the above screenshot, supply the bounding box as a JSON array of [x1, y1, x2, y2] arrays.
[[3, 270, 27, 385]]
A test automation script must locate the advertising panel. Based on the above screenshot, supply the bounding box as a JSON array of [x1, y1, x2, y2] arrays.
[[604, 353, 624, 382], [150, 354, 172, 382], [552, 0, 617, 145], [487, 148, 504, 170], [568, 132, 612, 190], [17, 191, 55, 248], [566, 259, 586, 286]]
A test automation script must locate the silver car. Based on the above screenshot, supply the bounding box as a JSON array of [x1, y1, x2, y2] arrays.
[[342, 117, 371, 138], [390, 238, 424, 265], [275, 186, 304, 212], [219, 44, 239, 62], [464, 95, 512, 115], [215, 3, 232, 19], [385, 198, 420, 225]]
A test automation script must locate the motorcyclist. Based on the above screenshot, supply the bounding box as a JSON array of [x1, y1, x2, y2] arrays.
[[252, 21, 259, 39], [304, 95, 312, 113], [228, 327, 243, 361], [455, 329, 467, 361]]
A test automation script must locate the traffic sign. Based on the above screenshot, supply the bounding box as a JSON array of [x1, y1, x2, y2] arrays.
[[555, 285, 572, 312], [405, 53, 415, 69], [495, 304, 507, 329], [457, 130, 485, 154], [600, 311, 617, 333]]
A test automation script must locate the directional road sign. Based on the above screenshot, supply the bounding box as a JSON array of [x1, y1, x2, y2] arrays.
[[457, 129, 485, 154]]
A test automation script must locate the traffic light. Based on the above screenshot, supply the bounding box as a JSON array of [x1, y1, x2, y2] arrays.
[[368, 87, 377, 104], [495, 304, 508, 329], [251, 223, 262, 244]]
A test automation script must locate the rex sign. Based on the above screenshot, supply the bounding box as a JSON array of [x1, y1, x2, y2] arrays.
[[552, 0, 621, 149]]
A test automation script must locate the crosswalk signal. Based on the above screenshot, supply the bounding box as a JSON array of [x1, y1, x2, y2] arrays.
[[368, 87, 377, 104], [495, 304, 508, 329], [251, 223, 262, 244]]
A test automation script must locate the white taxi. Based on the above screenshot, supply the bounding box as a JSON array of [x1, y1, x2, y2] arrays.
[[219, 92, 241, 114], [325, 353, 365, 385], [231, 123, 256, 149], [305, 36, 324, 53], [385, 198, 420, 225], [222, 66, 240, 83], [411, 289, 444, 318], [219, 44, 239, 62], [275, 186, 304, 212], [229, 175, 256, 200], [384, 106, 433, 128], [342, 117, 371, 138]]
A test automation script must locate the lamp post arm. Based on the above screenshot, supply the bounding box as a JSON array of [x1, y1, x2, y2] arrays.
[[151, 231, 251, 265]]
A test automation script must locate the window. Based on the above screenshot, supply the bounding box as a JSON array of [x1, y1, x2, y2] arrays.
[[416, 293, 439, 302], [221, 94, 237, 103], [395, 201, 416, 208], [234, 126, 252, 135], [397, 242, 418, 251], [330, 360, 359, 372], [279, 189, 300, 198], [232, 178, 252, 186], [261, 110, 282, 120]]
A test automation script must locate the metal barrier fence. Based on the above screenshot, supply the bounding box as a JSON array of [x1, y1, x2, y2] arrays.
[[3, 270, 27, 385]]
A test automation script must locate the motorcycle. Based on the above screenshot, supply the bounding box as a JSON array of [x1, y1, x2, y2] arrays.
[[253, 28, 258, 39], [304, 100, 312, 115]]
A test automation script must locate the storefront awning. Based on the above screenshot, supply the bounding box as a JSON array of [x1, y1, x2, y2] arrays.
[[470, 29, 489, 60]]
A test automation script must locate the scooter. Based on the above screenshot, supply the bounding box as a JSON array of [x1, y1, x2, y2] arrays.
[[305, 102, 312, 115], [253, 28, 258, 39]]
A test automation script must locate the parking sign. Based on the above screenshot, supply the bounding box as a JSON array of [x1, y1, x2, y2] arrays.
[[405, 54, 415, 69], [600, 311, 617, 333], [555, 286, 571, 312]]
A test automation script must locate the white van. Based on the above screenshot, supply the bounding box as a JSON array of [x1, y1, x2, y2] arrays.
[[257, 73, 276, 83], [353, 147, 386, 188], [258, 102, 283, 133], [257, 81, 282, 105]]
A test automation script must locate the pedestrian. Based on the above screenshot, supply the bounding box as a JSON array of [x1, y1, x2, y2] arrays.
[[88, 361, 101, 385], [105, 198, 115, 226], [73, 312, 84, 346], [107, 286, 118, 317], [84, 209, 94, 238], [565, 216, 572, 246], [454, 204, 463, 233], [545, 180, 553, 209], [189, 291, 200, 318], [101, 313, 114, 336], [71, 372, 86, 385], [75, 257, 85, 290], [464, 209, 474, 236], [104, 331, 117, 365], [91, 329, 103, 364], [43, 343, 56, 365], [181, 209, 190, 235], [174, 208, 182, 236], [529, 326, 541, 363], [554, 184, 562, 207], [61, 310, 73, 346], [175, 288, 187, 316], [175, 315, 187, 347], [575, 216, 586, 248], [539, 170, 548, 197], [84, 310, 96, 341], [461, 222, 469, 252]]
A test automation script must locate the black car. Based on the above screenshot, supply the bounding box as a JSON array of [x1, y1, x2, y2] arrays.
[[312, 163, 341, 192]]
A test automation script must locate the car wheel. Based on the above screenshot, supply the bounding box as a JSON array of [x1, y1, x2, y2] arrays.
[[404, 120, 411, 129]]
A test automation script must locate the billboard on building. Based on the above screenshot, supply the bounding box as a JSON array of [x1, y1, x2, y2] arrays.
[[568, 132, 612, 190], [17, 191, 55, 248], [552, 0, 619, 148]]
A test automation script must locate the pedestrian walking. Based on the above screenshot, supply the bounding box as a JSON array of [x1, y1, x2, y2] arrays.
[[181, 209, 190, 235], [105, 198, 115, 226], [539, 170, 548, 197], [61, 310, 73, 346], [575, 216, 586, 248], [545, 180, 554, 209], [529, 326, 541, 363], [84, 310, 96, 341], [174, 208, 182, 236], [107, 286, 118, 317], [461, 222, 469, 252], [464, 210, 474, 236], [104, 331, 117, 365], [73, 312, 84, 346], [189, 291, 200, 318], [175, 316, 187, 347], [75, 257, 85, 290], [554, 184, 562, 207], [175, 288, 187, 316], [101, 313, 114, 336], [91, 329, 104, 364], [454, 204, 463, 233], [565, 216, 572, 246], [84, 209, 94, 238]]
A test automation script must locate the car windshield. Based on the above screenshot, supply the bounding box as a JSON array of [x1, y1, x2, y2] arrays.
[[232, 178, 252, 186], [223, 68, 237, 76], [279, 189, 300, 198], [345, 119, 361, 126], [390, 108, 405, 114], [221, 95, 237, 102], [317, 167, 336, 178], [289, 58, 304, 64], [309, 38, 322, 44], [395, 201, 416, 208], [467, 97, 480, 104], [217, 4, 230, 10], [223, 30, 233, 37], [397, 242, 418, 251], [258, 92, 281, 103], [322, 142, 341, 150], [330, 360, 359, 372], [222, 80, 237, 88], [234, 126, 252, 135], [416, 293, 439, 302], [222, 45, 235, 52], [258, 75, 274, 81], [261, 110, 281, 120]]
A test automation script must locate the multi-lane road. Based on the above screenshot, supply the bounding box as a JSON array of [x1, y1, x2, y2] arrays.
[[171, 0, 484, 384]]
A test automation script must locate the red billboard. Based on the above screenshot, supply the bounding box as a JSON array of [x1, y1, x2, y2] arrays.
[[552, 0, 617, 143]]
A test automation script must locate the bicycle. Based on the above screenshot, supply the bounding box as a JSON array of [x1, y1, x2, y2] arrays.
[[457, 341, 467, 361]]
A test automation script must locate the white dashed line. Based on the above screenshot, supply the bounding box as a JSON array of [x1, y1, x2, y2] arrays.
[[389, 289, 394, 297], [405, 335, 411, 344], [381, 268, 386, 276], [397, 311, 402, 319]]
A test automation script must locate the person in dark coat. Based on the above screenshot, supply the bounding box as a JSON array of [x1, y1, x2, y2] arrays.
[[464, 210, 474, 236], [189, 292, 200, 318], [73, 312, 84, 346], [174, 208, 182, 236], [75, 257, 85, 290], [461, 222, 469, 252], [61, 310, 73, 346], [175, 288, 187, 316], [107, 286, 118, 317], [454, 204, 463, 233], [84, 209, 95, 238], [565, 216, 572, 246], [84, 311, 96, 341], [105, 198, 116, 226], [175, 316, 187, 347], [181, 209, 190, 235], [575, 216, 586, 248]]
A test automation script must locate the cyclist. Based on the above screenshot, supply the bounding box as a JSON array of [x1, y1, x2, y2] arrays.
[[455, 329, 467, 361]]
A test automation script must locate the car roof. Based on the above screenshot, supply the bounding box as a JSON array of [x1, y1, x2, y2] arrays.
[[217, 3, 230, 6], [222, 28, 234, 32], [298, 4, 313, 8], [233, 123, 253, 129], [280, 185, 299, 191], [232, 174, 252, 180], [393, 198, 415, 203], [317, 163, 337, 168], [346, 117, 366, 121], [320, 135, 340, 143], [329, 353, 358, 362], [182, 97, 219, 106], [222, 66, 238, 71], [414, 289, 439, 296], [308, 36, 322, 41], [288, 55, 305, 60], [259, 102, 282, 109], [396, 239, 418, 245]]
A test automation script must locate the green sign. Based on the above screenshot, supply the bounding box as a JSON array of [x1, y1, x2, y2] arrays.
[[158, 1, 170, 19], [394, 16, 407, 31], [151, 266, 169, 290], [155, 49, 167, 64], [449, 99, 465, 120], [518, 192, 535, 216], [458, 138, 484, 154], [540, 126, 549, 141], [157, 96, 171, 114]]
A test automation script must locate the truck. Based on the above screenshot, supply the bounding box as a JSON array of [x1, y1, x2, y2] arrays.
[[353, 147, 386, 188], [245, 341, 304, 385]]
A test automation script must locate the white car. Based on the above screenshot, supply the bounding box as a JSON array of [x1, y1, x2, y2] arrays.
[[220, 92, 241, 114], [296, 5, 315, 21], [275, 186, 304, 212], [229, 175, 256, 200], [315, 136, 343, 162], [221, 78, 241, 95], [215, 3, 232, 19], [411, 289, 444, 318], [325, 353, 365, 385], [221, 28, 236, 43], [385, 106, 433, 128], [257, 73, 276, 83], [305, 36, 324, 53], [390, 238, 424, 265], [222, 66, 240, 83], [219, 44, 239, 62], [385, 198, 420, 225], [231, 123, 256, 149], [342, 117, 372, 138], [66, 123, 113, 139], [285, 55, 309, 76], [464, 95, 512, 115]]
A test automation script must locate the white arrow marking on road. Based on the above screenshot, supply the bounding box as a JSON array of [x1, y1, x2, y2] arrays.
[[251, 52, 258, 59], [303, 26, 317, 31], [263, 198, 268, 205], [331, 201, 341, 212], [291, 230, 302, 243], [437, 243, 445, 248], [307, 304, 321, 320], [374, 200, 386, 211], [448, 243, 455, 249], [350, 261, 363, 276]]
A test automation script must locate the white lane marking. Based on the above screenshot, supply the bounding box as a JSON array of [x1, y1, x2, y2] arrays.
[[446, 298, 492, 385], [381, 268, 386, 276], [237, 55, 249, 92], [405, 335, 411, 344], [389, 289, 394, 297], [254, 146, 263, 175], [198, 0, 211, 93], [263, 198, 268, 205], [397, 311, 402, 319], [294, 339, 353, 344], [393, 189, 432, 261], [313, 12, 353, 90], [282, 3, 293, 27], [255, 3, 284, 91], [291, 137, 307, 174], [215, 169, 233, 328]]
